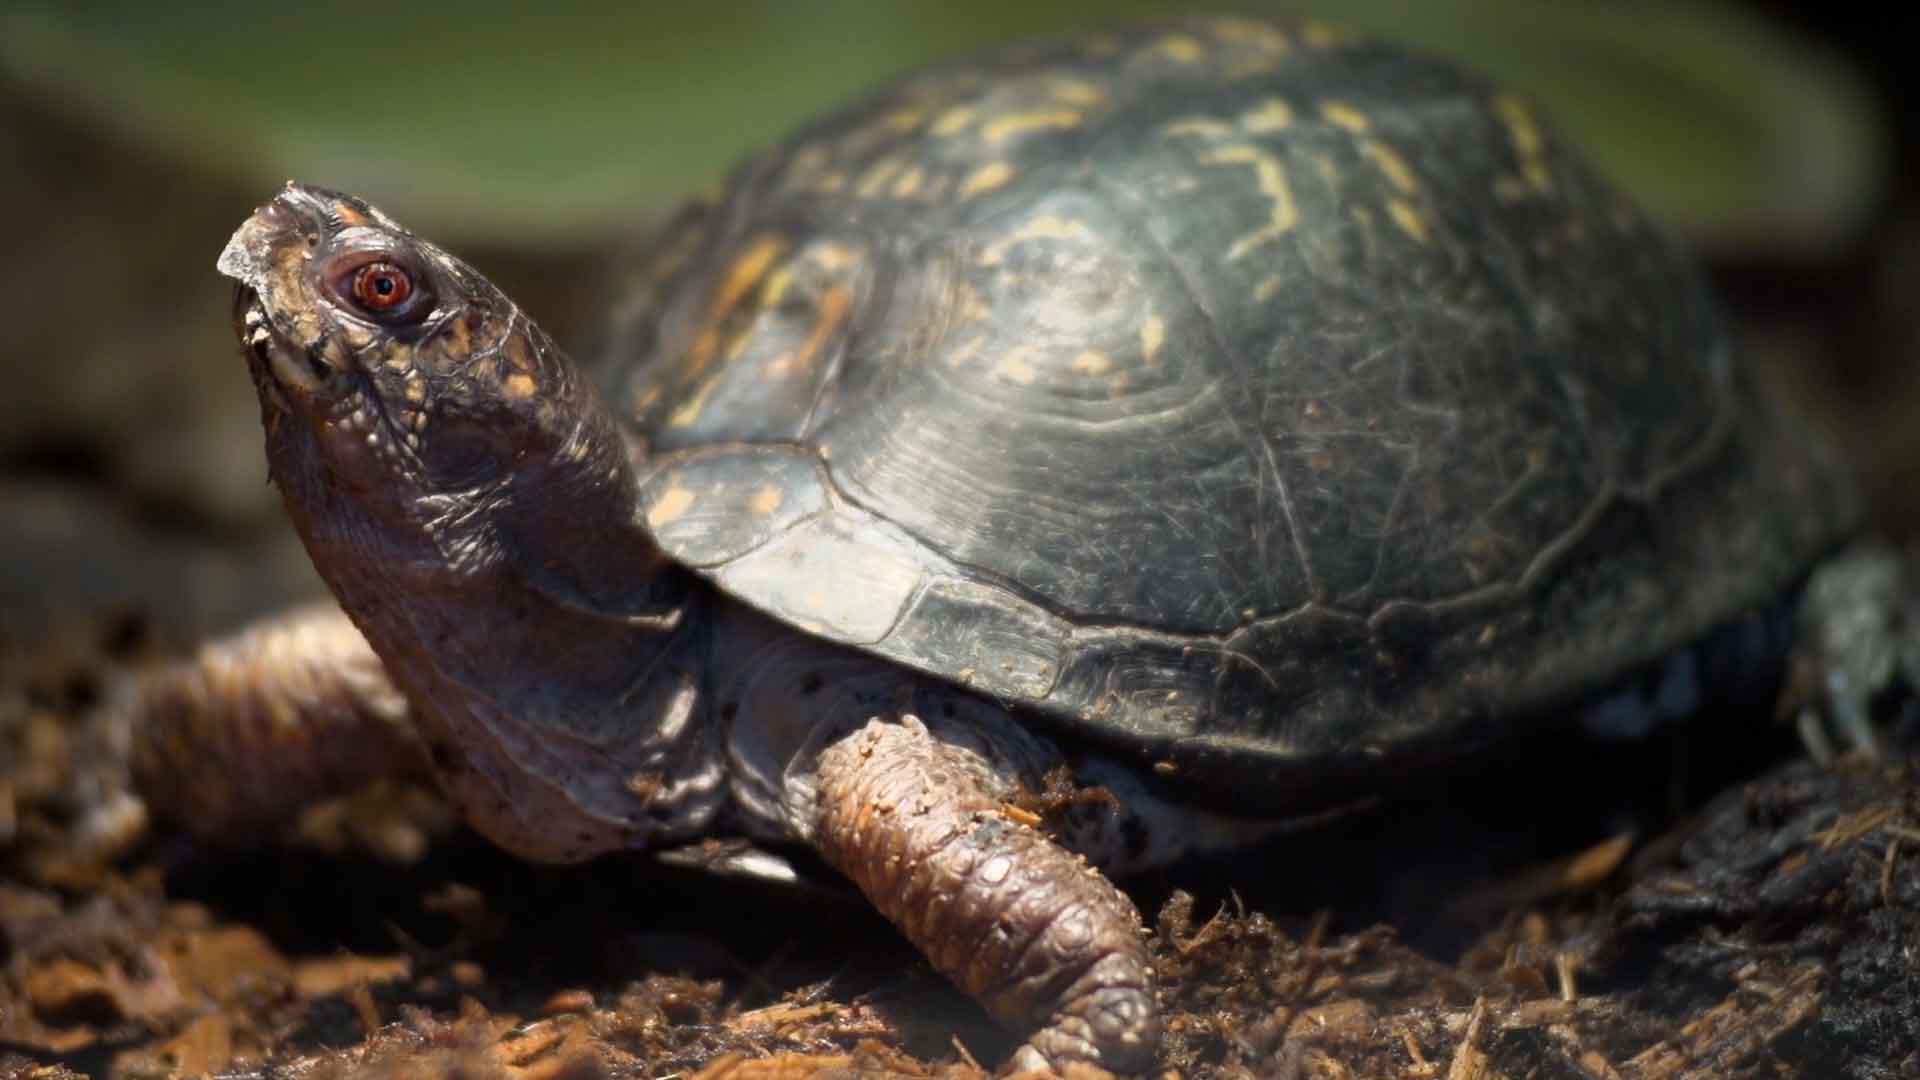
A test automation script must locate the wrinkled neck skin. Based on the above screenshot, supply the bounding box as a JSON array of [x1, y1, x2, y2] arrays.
[[265, 350, 727, 864]]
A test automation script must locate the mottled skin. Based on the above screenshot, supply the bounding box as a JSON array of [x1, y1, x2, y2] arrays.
[[121, 17, 1893, 1075]]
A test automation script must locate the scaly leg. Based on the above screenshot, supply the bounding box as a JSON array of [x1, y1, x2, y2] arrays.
[[810, 715, 1159, 1073], [113, 603, 426, 836]]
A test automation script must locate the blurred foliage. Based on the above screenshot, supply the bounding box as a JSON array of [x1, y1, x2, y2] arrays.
[[0, 0, 1888, 254]]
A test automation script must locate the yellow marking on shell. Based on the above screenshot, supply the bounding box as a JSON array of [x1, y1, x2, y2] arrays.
[[855, 157, 905, 198], [1241, 99, 1294, 133], [958, 284, 993, 322], [789, 285, 854, 377], [1255, 275, 1285, 303], [1302, 20, 1347, 48], [1051, 79, 1108, 107], [1140, 315, 1166, 362], [647, 486, 697, 527], [723, 323, 758, 364], [1387, 199, 1429, 243], [1163, 117, 1235, 139], [994, 348, 1040, 385], [1070, 350, 1113, 375], [808, 242, 862, 272], [1210, 16, 1290, 53], [981, 109, 1083, 146], [811, 172, 848, 194], [685, 235, 790, 377], [1151, 34, 1205, 63], [876, 107, 926, 132], [747, 485, 784, 516], [946, 335, 984, 367], [761, 266, 796, 307], [979, 215, 1095, 266], [1494, 95, 1554, 194], [931, 106, 977, 137], [1360, 139, 1419, 193], [504, 372, 538, 399], [666, 375, 722, 429], [959, 161, 1015, 199], [1202, 144, 1299, 259], [786, 144, 830, 177], [889, 166, 925, 200], [1318, 101, 1370, 133]]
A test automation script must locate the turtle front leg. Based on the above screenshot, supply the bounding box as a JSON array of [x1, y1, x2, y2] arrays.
[[114, 602, 427, 837], [809, 714, 1159, 1073]]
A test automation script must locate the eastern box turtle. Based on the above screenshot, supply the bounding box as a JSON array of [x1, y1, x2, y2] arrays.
[[123, 16, 1909, 1072]]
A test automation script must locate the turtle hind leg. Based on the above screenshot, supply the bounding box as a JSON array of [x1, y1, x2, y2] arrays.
[[113, 602, 427, 838], [810, 714, 1160, 1073], [1788, 540, 1920, 763]]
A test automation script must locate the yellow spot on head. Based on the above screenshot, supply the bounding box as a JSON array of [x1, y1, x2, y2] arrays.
[[383, 343, 414, 371], [959, 161, 1015, 200], [1051, 79, 1108, 107], [1070, 350, 1112, 375], [981, 109, 1083, 146], [1318, 101, 1370, 133], [506, 331, 536, 373], [632, 384, 663, 411], [404, 376, 427, 403], [504, 373, 538, 400], [1387, 199, 1429, 243], [1360, 139, 1419, 193], [331, 201, 370, 227], [647, 486, 697, 528], [747, 484, 784, 516], [931, 106, 977, 137], [1254, 275, 1285, 303], [1241, 99, 1294, 133], [1140, 315, 1166, 362]]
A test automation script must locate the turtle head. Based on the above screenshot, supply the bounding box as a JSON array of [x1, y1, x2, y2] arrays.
[[219, 183, 600, 507], [217, 184, 703, 860], [217, 183, 662, 609]]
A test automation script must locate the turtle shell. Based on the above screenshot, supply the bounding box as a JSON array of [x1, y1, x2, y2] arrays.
[[601, 18, 1859, 809]]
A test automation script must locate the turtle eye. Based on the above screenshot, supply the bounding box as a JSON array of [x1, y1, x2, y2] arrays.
[[328, 254, 433, 325], [353, 262, 413, 311]]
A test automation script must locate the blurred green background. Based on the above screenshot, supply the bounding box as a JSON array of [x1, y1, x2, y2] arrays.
[[0, 0, 1912, 640]]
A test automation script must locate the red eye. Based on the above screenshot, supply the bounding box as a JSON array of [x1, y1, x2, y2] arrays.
[[351, 262, 414, 311]]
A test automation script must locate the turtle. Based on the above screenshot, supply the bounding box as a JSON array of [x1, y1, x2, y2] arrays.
[[118, 15, 1912, 1073]]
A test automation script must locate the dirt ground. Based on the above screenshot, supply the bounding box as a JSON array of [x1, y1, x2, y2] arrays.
[[2, 609, 1916, 1079]]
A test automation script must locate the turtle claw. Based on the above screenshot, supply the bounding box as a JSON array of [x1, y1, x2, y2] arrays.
[[1788, 542, 1919, 765]]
